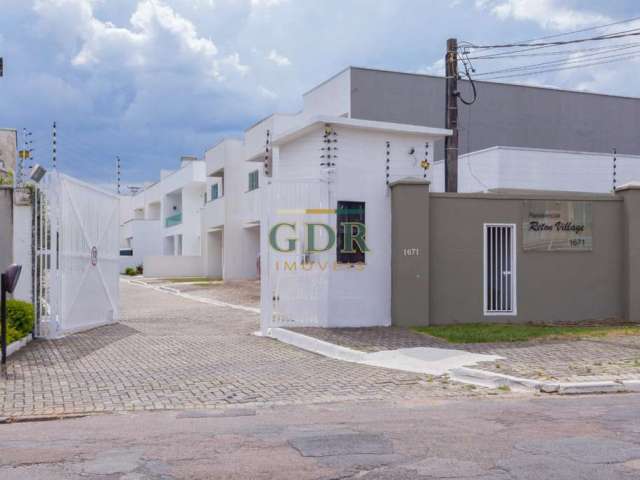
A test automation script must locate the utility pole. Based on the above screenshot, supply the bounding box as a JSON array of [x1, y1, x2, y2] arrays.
[[444, 38, 459, 193]]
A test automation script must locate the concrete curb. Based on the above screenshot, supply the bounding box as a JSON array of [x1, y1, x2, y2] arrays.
[[270, 327, 640, 395], [450, 366, 640, 395], [268, 327, 368, 363], [7, 334, 32, 358], [269, 328, 500, 376]]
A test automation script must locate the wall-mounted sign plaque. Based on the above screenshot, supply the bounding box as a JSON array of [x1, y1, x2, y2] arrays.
[[522, 200, 592, 251]]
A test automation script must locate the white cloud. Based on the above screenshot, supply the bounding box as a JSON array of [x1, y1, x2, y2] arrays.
[[267, 49, 291, 66], [258, 85, 277, 98], [250, 0, 287, 7], [416, 58, 444, 76], [35, 0, 248, 82], [475, 0, 609, 30]]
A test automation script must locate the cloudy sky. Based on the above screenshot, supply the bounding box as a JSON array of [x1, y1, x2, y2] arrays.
[[0, 0, 638, 188]]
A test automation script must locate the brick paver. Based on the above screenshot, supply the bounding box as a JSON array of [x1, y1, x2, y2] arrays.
[[0, 282, 483, 417], [291, 327, 640, 382]]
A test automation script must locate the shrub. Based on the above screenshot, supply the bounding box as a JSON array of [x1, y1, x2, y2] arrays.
[[6, 299, 34, 342], [125, 267, 137, 276], [136, 264, 143, 275], [7, 325, 22, 344]]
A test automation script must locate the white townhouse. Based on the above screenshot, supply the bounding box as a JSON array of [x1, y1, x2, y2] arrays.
[[119, 156, 206, 275], [201, 138, 262, 280]]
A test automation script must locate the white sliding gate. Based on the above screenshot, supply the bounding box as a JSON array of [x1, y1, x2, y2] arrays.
[[34, 172, 120, 338]]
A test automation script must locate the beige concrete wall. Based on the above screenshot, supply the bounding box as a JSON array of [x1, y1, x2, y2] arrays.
[[391, 180, 430, 326], [391, 187, 633, 325], [618, 185, 640, 322], [429, 193, 625, 325]]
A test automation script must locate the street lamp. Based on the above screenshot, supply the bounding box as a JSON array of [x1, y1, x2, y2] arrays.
[[1, 264, 22, 365], [30, 164, 47, 183]]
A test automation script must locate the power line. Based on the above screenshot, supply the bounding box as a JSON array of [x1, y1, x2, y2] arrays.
[[462, 27, 640, 50], [464, 15, 640, 49], [468, 41, 640, 60], [480, 52, 640, 81], [474, 43, 640, 77]]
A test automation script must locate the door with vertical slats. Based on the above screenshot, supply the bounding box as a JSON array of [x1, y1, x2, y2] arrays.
[[483, 224, 517, 315]]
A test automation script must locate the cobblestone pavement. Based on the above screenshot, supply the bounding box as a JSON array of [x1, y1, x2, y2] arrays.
[[292, 327, 640, 383], [169, 279, 261, 307], [0, 282, 489, 418], [133, 276, 261, 307]]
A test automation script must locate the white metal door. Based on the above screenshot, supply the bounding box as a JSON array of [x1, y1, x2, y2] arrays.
[[483, 223, 517, 315], [260, 179, 330, 333]]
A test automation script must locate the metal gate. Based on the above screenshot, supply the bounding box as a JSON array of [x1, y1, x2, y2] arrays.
[[34, 172, 120, 338], [260, 178, 331, 333]]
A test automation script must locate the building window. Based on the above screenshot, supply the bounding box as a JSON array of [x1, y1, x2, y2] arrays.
[[211, 183, 219, 200], [336, 201, 366, 264], [483, 224, 517, 315], [248, 170, 259, 191]]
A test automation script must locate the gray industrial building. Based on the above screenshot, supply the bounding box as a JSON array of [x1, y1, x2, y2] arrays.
[[346, 67, 640, 159]]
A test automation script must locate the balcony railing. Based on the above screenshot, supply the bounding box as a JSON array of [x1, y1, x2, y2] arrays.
[[165, 212, 182, 227]]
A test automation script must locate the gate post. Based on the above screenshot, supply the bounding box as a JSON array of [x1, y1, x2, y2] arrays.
[[390, 179, 431, 327], [617, 183, 640, 322]]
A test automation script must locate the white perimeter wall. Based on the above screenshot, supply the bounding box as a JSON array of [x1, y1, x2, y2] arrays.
[[12, 203, 32, 302], [432, 146, 640, 193]]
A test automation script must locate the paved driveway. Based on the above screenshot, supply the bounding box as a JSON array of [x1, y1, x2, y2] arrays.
[[0, 281, 484, 417]]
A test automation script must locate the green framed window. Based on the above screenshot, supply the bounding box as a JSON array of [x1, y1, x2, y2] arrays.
[[248, 170, 259, 191], [336, 201, 366, 264]]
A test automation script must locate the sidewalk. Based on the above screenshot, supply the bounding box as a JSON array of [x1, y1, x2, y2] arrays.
[[283, 326, 640, 394]]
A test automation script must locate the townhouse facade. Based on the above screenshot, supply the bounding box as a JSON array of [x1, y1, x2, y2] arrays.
[[119, 156, 206, 274], [120, 67, 640, 329]]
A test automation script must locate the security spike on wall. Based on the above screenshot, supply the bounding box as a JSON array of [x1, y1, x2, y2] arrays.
[[385, 140, 391, 185], [321, 124, 338, 172], [264, 129, 271, 177], [612, 147, 617, 192], [116, 156, 121, 194], [51, 121, 57, 171], [423, 141, 430, 178]]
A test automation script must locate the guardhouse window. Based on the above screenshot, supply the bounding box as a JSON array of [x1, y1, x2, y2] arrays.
[[337, 201, 366, 264], [248, 170, 259, 191]]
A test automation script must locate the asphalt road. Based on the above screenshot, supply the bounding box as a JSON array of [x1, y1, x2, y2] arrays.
[[2, 393, 640, 479]]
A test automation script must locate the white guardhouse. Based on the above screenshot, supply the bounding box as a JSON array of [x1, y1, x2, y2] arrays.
[[258, 116, 450, 332]]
